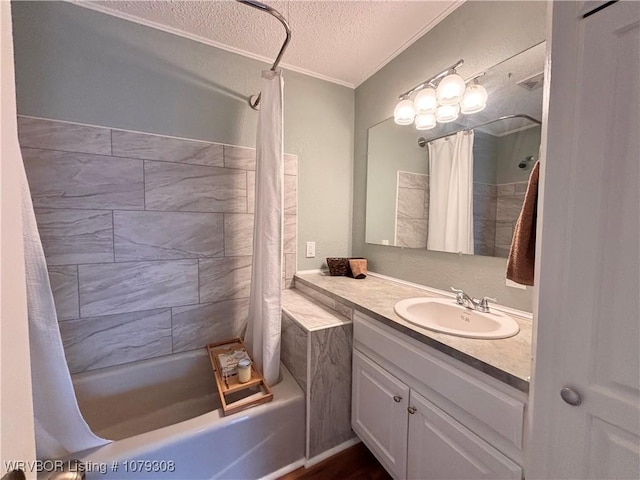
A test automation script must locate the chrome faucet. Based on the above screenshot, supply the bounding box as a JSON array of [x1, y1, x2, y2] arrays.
[[451, 288, 496, 313]]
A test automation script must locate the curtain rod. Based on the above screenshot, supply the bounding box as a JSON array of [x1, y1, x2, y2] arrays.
[[417, 114, 542, 147]]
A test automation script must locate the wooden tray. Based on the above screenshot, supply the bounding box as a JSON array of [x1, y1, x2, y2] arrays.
[[207, 338, 273, 416]]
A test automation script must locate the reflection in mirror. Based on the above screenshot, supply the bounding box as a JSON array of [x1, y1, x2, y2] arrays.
[[365, 42, 545, 258]]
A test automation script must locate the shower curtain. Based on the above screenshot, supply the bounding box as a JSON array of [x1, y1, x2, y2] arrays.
[[20, 128, 110, 459], [427, 130, 475, 254], [245, 70, 284, 386]]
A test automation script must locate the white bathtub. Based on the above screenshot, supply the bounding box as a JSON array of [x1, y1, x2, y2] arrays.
[[68, 350, 305, 480]]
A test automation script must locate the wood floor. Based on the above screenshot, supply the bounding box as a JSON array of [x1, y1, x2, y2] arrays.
[[279, 443, 392, 480]]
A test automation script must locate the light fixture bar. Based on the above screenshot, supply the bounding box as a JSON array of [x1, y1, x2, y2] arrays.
[[397, 59, 464, 99]]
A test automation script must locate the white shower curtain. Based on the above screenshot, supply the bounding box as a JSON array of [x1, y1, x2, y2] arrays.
[[427, 130, 475, 254], [21, 140, 110, 459], [245, 70, 284, 386]]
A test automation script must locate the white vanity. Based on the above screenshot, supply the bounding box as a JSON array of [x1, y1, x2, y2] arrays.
[[293, 272, 531, 480]]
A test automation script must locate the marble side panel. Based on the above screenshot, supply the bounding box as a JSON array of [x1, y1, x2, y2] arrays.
[[396, 218, 427, 249], [285, 253, 297, 281], [112, 130, 224, 167], [224, 145, 256, 171], [497, 195, 525, 223], [35, 209, 114, 265], [144, 161, 247, 213], [334, 301, 354, 321], [281, 289, 351, 331], [398, 171, 428, 190], [284, 154, 298, 176], [22, 148, 144, 210], [172, 298, 250, 352], [17, 116, 111, 155], [281, 313, 308, 393], [247, 170, 255, 214], [199, 256, 252, 303], [114, 211, 223, 261], [48, 265, 79, 320], [397, 187, 425, 219], [284, 215, 297, 254], [309, 325, 355, 457], [79, 260, 198, 317], [224, 214, 254, 256], [59, 308, 172, 373], [284, 174, 297, 216]]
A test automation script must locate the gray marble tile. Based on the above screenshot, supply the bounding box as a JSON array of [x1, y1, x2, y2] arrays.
[[112, 130, 224, 167], [396, 218, 427, 248], [79, 260, 198, 317], [247, 170, 255, 214], [284, 154, 298, 176], [144, 161, 247, 213], [284, 215, 297, 254], [114, 211, 223, 261], [473, 194, 497, 220], [474, 182, 498, 197], [224, 214, 254, 256], [22, 148, 144, 210], [497, 183, 516, 196], [473, 219, 496, 246], [309, 325, 355, 457], [224, 145, 256, 170], [59, 308, 171, 373], [495, 222, 515, 247], [199, 256, 252, 303], [17, 116, 111, 155], [397, 187, 426, 219], [284, 174, 297, 216], [398, 171, 428, 189], [497, 195, 525, 222], [172, 298, 249, 352], [48, 265, 79, 320], [285, 253, 297, 281], [281, 313, 308, 392], [35, 209, 114, 265], [495, 246, 511, 258], [474, 243, 495, 257], [281, 289, 351, 331], [334, 301, 353, 321]]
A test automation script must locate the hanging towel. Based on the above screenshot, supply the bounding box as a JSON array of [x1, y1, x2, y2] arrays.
[[506, 161, 540, 286]]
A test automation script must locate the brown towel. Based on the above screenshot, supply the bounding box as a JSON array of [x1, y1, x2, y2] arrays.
[[506, 161, 540, 286], [349, 259, 368, 279]]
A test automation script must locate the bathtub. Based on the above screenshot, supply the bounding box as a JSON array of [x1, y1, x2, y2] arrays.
[[67, 350, 305, 479]]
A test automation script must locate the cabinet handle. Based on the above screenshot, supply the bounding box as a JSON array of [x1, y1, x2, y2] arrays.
[[408, 406, 417, 414], [393, 395, 402, 403]]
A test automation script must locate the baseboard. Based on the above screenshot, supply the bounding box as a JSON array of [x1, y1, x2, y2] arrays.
[[260, 458, 306, 480], [304, 437, 362, 468]]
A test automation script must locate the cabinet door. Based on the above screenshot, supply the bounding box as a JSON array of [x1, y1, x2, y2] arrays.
[[407, 391, 522, 480], [352, 350, 409, 480]]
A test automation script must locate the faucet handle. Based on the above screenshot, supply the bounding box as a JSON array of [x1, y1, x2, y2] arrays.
[[479, 296, 497, 312], [450, 287, 464, 294]]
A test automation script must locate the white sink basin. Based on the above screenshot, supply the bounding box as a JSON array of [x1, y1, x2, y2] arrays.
[[394, 297, 520, 339]]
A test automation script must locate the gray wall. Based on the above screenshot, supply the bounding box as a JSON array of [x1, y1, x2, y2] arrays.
[[354, 1, 546, 311], [497, 126, 542, 184], [11, 0, 354, 271]]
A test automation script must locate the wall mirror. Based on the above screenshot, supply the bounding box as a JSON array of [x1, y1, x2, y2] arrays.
[[365, 41, 544, 257]]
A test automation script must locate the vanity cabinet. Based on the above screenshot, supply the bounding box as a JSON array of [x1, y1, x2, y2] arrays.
[[352, 311, 525, 480]]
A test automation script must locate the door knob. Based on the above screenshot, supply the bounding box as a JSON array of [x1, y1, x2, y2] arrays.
[[560, 387, 582, 406], [393, 395, 402, 403], [408, 406, 417, 414]]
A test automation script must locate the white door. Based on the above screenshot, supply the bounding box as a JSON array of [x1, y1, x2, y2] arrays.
[[1, 1, 37, 478], [529, 1, 640, 478], [352, 350, 409, 480], [407, 391, 521, 480]]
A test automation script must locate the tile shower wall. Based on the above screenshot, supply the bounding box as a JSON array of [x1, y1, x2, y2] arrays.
[[395, 171, 429, 249], [18, 116, 298, 374]]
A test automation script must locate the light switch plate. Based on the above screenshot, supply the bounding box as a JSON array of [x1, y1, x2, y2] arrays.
[[306, 241, 316, 258]]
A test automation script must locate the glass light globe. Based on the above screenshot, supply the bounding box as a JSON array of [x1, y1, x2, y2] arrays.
[[415, 113, 437, 130], [460, 83, 488, 114], [436, 73, 466, 105], [394, 98, 415, 125], [436, 104, 460, 123], [413, 87, 438, 115]]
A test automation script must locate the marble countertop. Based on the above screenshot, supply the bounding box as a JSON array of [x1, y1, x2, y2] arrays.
[[294, 272, 532, 393], [281, 288, 351, 332]]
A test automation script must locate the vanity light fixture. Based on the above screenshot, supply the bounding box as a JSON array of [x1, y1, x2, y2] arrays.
[[393, 59, 489, 128]]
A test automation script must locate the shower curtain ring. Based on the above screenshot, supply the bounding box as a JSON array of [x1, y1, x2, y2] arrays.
[[249, 93, 262, 110]]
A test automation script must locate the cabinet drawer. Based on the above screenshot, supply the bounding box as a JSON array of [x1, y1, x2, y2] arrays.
[[354, 313, 525, 449]]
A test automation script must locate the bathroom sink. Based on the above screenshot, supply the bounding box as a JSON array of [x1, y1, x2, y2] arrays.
[[394, 297, 520, 339]]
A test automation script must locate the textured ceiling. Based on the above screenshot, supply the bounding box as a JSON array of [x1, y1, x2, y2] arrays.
[[81, 0, 464, 87]]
